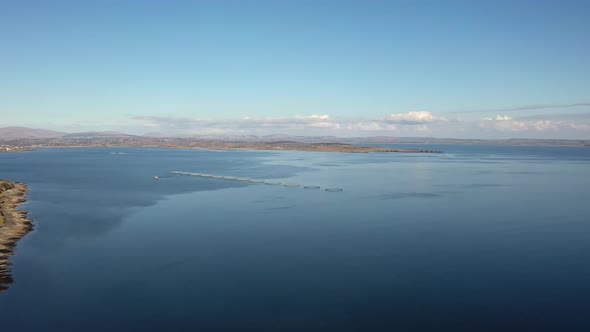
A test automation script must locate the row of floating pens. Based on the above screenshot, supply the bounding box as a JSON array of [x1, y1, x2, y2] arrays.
[[167, 171, 343, 192]]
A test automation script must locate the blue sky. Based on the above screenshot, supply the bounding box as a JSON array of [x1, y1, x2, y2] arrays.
[[1, 0, 589, 138]]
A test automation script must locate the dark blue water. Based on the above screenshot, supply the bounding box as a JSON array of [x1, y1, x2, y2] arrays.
[[1, 146, 589, 331]]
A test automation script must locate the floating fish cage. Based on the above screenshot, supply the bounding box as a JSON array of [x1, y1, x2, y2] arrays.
[[171, 171, 341, 192]]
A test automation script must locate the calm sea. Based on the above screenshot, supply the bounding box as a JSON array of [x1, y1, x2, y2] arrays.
[[0, 145, 589, 331]]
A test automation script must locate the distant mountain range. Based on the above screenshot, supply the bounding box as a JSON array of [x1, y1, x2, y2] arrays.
[[0, 126, 588, 146]]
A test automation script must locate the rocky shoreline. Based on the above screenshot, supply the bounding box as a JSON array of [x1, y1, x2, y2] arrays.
[[0, 180, 32, 292]]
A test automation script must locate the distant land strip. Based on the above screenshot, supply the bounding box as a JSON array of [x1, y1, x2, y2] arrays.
[[1, 127, 589, 152], [0, 180, 32, 292], [0, 137, 441, 153]]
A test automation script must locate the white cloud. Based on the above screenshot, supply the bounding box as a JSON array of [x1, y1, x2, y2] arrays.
[[531, 120, 559, 131], [346, 122, 398, 131], [494, 121, 530, 131], [308, 121, 341, 129], [381, 111, 447, 124], [242, 114, 331, 124], [240, 114, 340, 130], [130, 112, 590, 138], [299, 114, 330, 120], [495, 115, 512, 121], [132, 114, 341, 134], [480, 119, 564, 132], [482, 115, 513, 121]]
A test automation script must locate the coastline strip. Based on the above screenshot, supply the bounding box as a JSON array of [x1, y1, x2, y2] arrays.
[[0, 180, 32, 292]]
